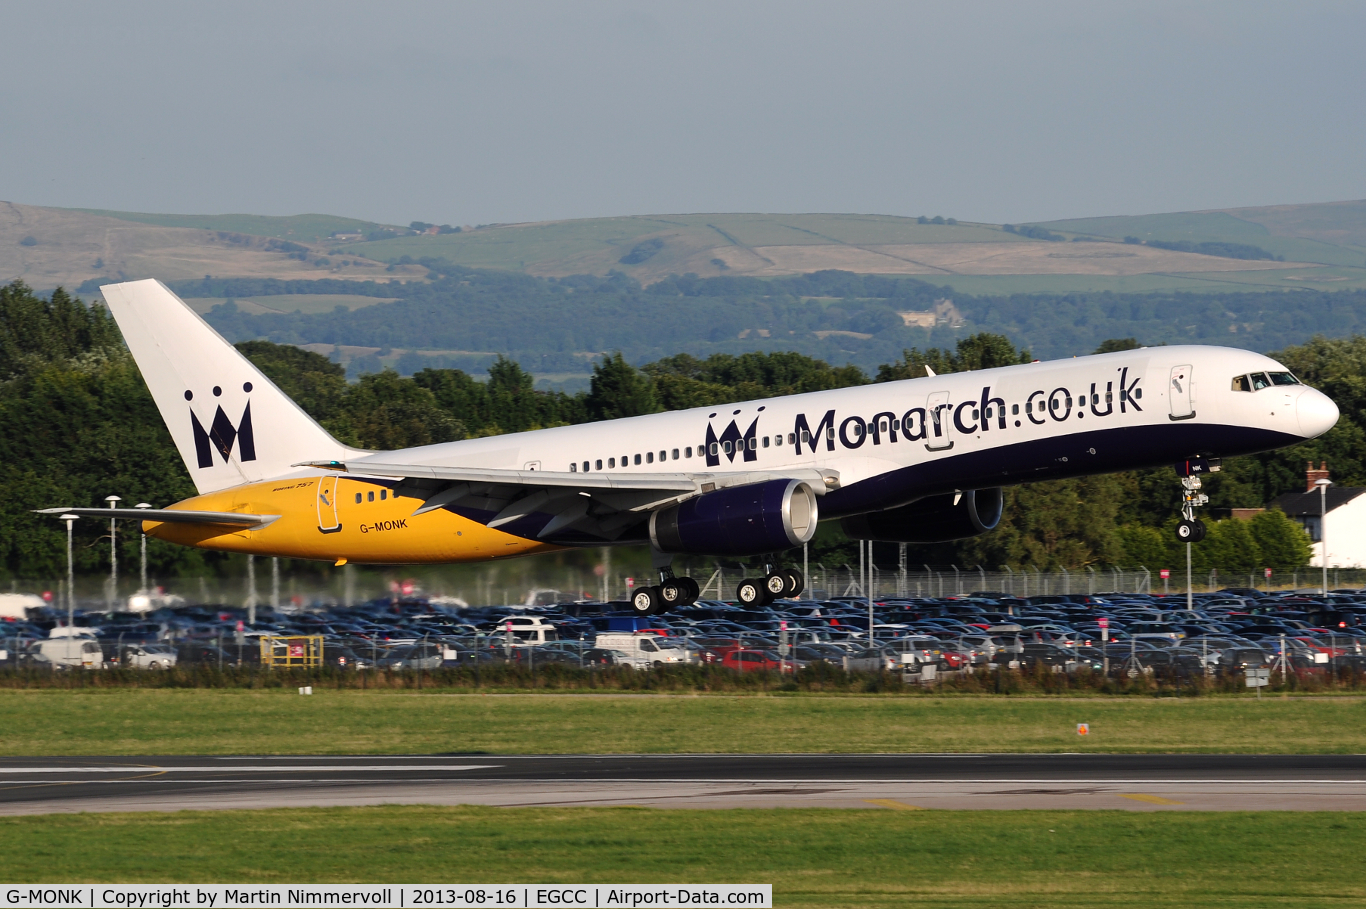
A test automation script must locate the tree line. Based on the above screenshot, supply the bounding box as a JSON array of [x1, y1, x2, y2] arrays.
[[0, 281, 1340, 581], [142, 267, 1366, 375]]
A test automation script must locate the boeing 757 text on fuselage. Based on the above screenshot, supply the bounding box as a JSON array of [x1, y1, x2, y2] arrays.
[[42, 279, 1339, 614]]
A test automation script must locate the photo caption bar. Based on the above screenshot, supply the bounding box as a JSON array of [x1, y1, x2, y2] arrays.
[[2, 887, 772, 909]]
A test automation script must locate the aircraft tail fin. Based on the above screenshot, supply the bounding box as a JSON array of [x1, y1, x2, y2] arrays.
[[98, 279, 358, 494]]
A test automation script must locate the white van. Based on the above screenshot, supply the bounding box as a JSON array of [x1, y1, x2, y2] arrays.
[[0, 593, 44, 619], [37, 637, 105, 669], [593, 633, 694, 669], [490, 616, 560, 646]]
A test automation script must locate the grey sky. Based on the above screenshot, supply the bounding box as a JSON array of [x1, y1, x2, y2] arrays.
[[3, 1, 1363, 227]]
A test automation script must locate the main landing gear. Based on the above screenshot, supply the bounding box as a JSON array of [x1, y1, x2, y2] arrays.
[[627, 560, 807, 616], [629, 566, 701, 617], [1174, 459, 1215, 543], [736, 564, 805, 607]]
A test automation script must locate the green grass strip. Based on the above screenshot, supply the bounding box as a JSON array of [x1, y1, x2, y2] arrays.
[[0, 807, 1361, 907], [5, 690, 1366, 755]]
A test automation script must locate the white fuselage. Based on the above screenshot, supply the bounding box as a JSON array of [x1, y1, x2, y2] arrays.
[[343, 344, 1335, 523]]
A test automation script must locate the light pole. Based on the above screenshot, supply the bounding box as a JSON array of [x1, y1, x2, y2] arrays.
[[135, 503, 151, 596], [1316, 477, 1332, 595], [105, 495, 121, 609], [61, 514, 78, 626]]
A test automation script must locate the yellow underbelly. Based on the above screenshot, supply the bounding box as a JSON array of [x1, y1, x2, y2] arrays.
[[142, 476, 561, 564]]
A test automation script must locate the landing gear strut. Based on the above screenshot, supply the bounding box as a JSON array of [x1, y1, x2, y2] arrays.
[[1174, 460, 1215, 543]]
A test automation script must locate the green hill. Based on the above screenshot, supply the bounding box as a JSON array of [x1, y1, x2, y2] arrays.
[[60, 208, 395, 243], [1036, 201, 1366, 269]]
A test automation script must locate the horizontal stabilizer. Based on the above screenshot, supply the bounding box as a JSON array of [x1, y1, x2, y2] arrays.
[[36, 507, 274, 526]]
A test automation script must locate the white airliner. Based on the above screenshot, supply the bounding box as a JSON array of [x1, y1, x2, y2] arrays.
[[43, 279, 1338, 615]]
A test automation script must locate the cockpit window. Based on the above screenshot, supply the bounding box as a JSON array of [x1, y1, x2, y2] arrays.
[[1268, 372, 1300, 386], [1232, 375, 1251, 392], [1250, 373, 1272, 391]]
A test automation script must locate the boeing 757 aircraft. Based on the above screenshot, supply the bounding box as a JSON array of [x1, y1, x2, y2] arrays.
[[44, 279, 1339, 615]]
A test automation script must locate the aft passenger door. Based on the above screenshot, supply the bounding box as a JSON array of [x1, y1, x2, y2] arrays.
[[925, 391, 953, 450], [316, 475, 342, 534], [1169, 365, 1195, 420]]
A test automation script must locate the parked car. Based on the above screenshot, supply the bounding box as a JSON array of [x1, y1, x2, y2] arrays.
[[720, 649, 790, 672], [115, 643, 178, 669]]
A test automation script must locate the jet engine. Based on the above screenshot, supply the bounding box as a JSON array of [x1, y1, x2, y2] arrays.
[[840, 488, 1004, 543], [650, 478, 819, 556]]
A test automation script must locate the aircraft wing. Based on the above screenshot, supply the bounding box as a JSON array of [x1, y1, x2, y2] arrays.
[[36, 507, 275, 526], [301, 458, 839, 537]]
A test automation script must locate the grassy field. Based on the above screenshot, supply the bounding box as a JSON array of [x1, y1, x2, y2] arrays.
[[4, 690, 1366, 755], [0, 806, 1361, 906]]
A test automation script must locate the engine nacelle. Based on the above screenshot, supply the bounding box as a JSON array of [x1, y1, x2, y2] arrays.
[[650, 479, 819, 556], [840, 488, 1004, 543]]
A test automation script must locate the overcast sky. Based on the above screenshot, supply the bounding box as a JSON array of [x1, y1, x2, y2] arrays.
[[3, 1, 1364, 227]]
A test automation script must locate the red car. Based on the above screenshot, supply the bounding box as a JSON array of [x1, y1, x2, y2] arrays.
[[721, 649, 792, 672]]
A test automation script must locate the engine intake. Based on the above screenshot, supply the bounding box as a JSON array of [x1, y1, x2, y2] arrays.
[[841, 488, 1004, 543], [650, 479, 818, 556]]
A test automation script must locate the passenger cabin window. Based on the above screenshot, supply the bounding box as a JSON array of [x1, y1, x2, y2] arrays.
[[634, 454, 642, 465], [671, 448, 679, 459], [367, 491, 375, 502], [570, 463, 578, 472], [646, 452, 654, 463], [596, 459, 603, 470], [355, 493, 362, 504], [609, 458, 615, 468], [685, 447, 692, 458], [381, 490, 387, 500]]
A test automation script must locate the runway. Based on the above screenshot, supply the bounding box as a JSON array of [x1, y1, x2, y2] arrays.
[[3, 754, 1365, 814]]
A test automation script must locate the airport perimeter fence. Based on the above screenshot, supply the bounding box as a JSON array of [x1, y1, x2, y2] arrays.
[[10, 564, 1366, 613], [4, 660, 1366, 697], [700, 565, 1366, 602]]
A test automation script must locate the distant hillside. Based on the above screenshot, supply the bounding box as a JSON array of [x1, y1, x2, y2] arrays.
[[8, 200, 1366, 297], [60, 209, 394, 243], [332, 211, 1354, 294], [0, 202, 426, 290], [1036, 200, 1366, 269]]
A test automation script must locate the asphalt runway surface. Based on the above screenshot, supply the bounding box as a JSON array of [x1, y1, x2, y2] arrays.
[[3, 754, 1366, 814]]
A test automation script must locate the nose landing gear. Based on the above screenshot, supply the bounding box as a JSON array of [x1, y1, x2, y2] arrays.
[[1174, 459, 1217, 543]]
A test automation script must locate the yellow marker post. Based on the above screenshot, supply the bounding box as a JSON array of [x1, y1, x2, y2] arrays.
[[864, 799, 924, 811], [1120, 793, 1184, 805]]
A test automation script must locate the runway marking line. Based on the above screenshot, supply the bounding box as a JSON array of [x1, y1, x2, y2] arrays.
[[864, 798, 924, 811], [1120, 793, 1185, 805]]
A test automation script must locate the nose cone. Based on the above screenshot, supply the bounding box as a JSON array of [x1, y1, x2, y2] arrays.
[[1297, 389, 1339, 439]]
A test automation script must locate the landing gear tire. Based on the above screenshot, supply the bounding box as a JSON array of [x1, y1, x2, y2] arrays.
[[658, 579, 687, 611], [764, 573, 788, 599], [678, 576, 700, 603], [782, 568, 805, 598], [736, 578, 768, 606], [1175, 519, 1206, 543], [630, 586, 662, 617]]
